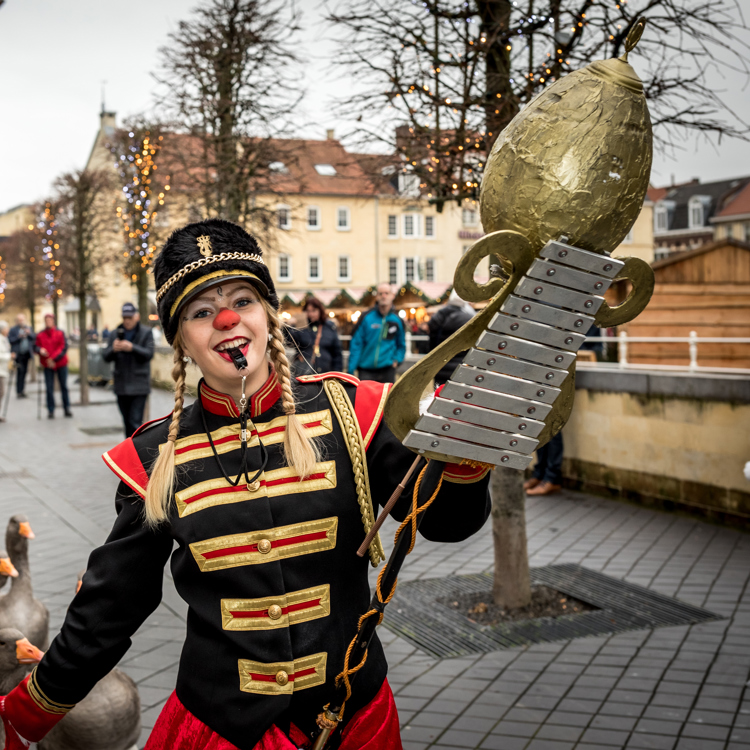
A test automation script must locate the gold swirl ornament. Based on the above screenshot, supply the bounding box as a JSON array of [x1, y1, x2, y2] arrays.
[[385, 19, 655, 456]]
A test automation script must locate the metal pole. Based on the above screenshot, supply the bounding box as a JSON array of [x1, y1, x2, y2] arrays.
[[311, 459, 446, 749], [618, 330, 628, 368], [688, 330, 698, 369]]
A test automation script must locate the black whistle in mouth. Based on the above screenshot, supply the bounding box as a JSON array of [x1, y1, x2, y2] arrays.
[[227, 347, 248, 371]]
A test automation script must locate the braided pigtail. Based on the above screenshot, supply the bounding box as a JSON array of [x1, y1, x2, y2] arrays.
[[265, 303, 320, 478], [144, 337, 187, 526]]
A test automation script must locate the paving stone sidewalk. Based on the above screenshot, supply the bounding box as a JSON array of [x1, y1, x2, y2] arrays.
[[0, 381, 749, 750]]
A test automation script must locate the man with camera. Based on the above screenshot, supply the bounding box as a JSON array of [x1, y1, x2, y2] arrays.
[[103, 302, 154, 437]]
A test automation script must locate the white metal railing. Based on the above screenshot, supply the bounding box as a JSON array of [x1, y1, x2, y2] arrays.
[[338, 331, 750, 374]]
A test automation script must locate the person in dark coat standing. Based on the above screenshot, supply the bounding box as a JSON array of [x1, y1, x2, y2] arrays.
[[427, 291, 475, 386], [285, 297, 343, 376], [103, 302, 154, 437], [8, 313, 35, 398], [35, 313, 72, 418]]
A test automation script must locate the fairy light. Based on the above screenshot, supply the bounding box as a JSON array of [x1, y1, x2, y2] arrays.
[[109, 131, 171, 278], [31, 202, 60, 302]]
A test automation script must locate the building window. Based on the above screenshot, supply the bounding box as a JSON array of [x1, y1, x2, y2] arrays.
[[725, 224, 734, 239], [404, 257, 417, 282], [623, 227, 634, 244], [307, 206, 320, 230], [745, 223, 750, 243], [425, 215, 435, 238], [269, 161, 288, 173], [425, 258, 435, 281], [387, 215, 398, 238], [277, 205, 291, 230], [655, 205, 669, 232], [689, 198, 704, 229], [462, 208, 478, 226], [278, 253, 292, 282], [398, 173, 420, 197], [388, 257, 398, 285], [403, 214, 421, 238], [314, 164, 337, 176], [308, 255, 322, 282], [337, 255, 351, 282], [337, 207, 351, 231]]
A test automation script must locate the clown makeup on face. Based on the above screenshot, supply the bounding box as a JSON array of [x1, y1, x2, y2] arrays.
[[180, 280, 270, 401]]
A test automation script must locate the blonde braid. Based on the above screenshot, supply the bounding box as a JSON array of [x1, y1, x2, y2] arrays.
[[265, 302, 319, 479], [144, 338, 187, 526]]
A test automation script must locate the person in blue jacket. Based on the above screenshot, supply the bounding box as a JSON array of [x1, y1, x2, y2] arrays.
[[347, 283, 406, 383]]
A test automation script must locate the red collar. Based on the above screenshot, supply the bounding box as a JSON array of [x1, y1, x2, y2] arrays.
[[199, 371, 282, 419]]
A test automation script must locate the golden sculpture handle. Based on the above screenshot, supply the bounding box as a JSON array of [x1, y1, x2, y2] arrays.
[[384, 230, 535, 445], [594, 256, 655, 328]]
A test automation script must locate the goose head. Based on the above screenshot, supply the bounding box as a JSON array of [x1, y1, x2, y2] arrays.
[[0, 628, 44, 694], [0, 550, 18, 590], [6, 515, 35, 558]]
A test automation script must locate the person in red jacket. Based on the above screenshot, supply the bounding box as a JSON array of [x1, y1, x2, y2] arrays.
[[35, 314, 72, 419]]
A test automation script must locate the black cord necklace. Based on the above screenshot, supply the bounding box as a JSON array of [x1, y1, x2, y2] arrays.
[[199, 376, 268, 490]]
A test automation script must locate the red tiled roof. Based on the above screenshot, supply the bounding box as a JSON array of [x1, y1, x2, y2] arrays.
[[646, 185, 669, 202], [715, 180, 750, 218]]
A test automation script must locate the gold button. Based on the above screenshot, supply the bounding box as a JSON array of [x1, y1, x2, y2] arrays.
[[268, 604, 282, 620], [257, 539, 272, 554], [247, 480, 261, 492], [275, 670, 289, 686]]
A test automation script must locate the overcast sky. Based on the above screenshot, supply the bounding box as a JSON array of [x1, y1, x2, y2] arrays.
[[1, 0, 749, 214]]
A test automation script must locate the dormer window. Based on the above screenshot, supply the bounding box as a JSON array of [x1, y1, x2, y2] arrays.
[[269, 161, 288, 173], [689, 198, 703, 228], [314, 164, 337, 176], [654, 204, 670, 232], [398, 173, 420, 197]]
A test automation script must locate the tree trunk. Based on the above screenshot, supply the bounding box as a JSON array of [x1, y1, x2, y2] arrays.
[[490, 466, 531, 609], [78, 293, 89, 405], [137, 267, 150, 322]]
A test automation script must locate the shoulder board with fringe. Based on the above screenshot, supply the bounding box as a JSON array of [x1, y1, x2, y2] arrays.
[[295, 372, 360, 387]]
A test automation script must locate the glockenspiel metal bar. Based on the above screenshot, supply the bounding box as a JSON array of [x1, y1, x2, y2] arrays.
[[500, 295, 595, 333], [488, 312, 586, 352], [515, 277, 605, 315], [403, 429, 533, 470], [448, 363, 560, 404], [415, 413, 540, 454], [540, 240, 625, 278], [462, 348, 569, 387], [527, 258, 614, 296], [476, 331, 578, 370]]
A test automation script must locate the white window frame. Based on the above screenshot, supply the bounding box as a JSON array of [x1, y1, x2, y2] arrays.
[[725, 224, 734, 239], [655, 204, 669, 232], [404, 256, 418, 282], [402, 213, 422, 239], [337, 255, 352, 283], [688, 197, 704, 229], [307, 254, 322, 283], [277, 204, 291, 231], [336, 206, 351, 232], [398, 173, 421, 198], [462, 207, 478, 227], [387, 214, 398, 238], [306, 206, 321, 231], [425, 215, 435, 238], [424, 257, 436, 281], [388, 257, 398, 285], [277, 253, 292, 282]]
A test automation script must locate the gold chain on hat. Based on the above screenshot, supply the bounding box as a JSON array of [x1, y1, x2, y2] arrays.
[[156, 252, 266, 302]]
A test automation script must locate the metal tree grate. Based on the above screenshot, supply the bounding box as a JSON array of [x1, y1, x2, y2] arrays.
[[382, 564, 723, 659]]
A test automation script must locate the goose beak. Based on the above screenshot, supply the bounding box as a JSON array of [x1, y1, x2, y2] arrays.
[[0, 557, 18, 578], [18, 522, 35, 540], [15, 638, 44, 665], [75, 579, 83, 594]]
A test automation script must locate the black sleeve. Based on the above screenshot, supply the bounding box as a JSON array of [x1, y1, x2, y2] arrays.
[[131, 329, 155, 362], [53, 333, 68, 362], [33, 484, 173, 705], [366, 420, 491, 543], [101, 332, 116, 362]]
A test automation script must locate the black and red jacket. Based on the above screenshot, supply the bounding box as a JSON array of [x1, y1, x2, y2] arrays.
[[22, 371, 491, 749]]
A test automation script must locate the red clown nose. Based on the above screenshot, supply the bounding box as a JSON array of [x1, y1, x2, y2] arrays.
[[213, 308, 241, 331]]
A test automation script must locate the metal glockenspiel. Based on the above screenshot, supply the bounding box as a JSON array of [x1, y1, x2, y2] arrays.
[[402, 239, 625, 470]]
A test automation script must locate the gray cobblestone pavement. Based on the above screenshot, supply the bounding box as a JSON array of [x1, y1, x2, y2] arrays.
[[0, 381, 748, 750]]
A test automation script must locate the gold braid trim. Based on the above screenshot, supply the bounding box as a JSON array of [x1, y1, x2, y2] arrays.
[[155, 252, 266, 301], [323, 380, 385, 567], [27, 667, 76, 715], [460, 458, 495, 471]]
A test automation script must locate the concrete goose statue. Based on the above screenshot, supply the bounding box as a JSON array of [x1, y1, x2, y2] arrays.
[[0, 516, 49, 650]]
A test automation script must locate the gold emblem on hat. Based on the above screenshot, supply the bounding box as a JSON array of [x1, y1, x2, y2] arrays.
[[197, 235, 213, 257]]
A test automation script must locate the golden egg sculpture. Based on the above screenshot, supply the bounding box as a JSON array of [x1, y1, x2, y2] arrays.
[[480, 21, 651, 255]]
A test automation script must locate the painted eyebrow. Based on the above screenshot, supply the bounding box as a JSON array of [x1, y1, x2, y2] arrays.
[[188, 285, 257, 306]]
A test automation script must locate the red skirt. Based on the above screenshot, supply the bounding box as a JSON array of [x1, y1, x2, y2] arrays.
[[144, 680, 402, 750]]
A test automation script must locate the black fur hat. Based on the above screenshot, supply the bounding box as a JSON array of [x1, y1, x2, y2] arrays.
[[154, 219, 279, 345]]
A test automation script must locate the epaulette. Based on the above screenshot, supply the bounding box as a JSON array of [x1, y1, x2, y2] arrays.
[[102, 438, 149, 499], [295, 372, 360, 387]]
